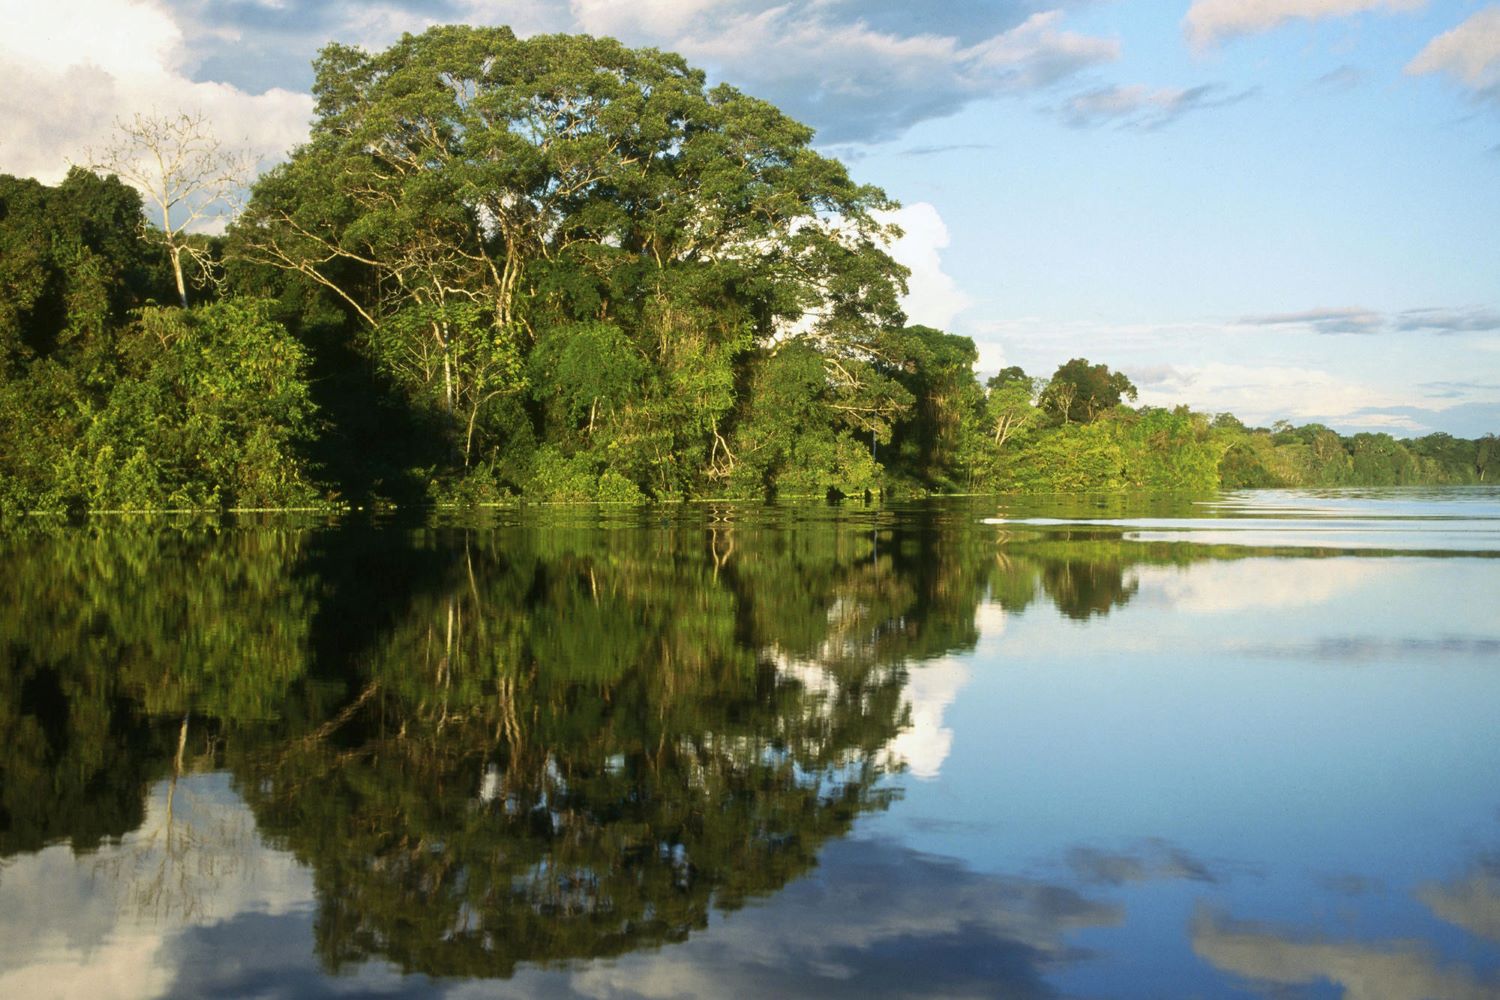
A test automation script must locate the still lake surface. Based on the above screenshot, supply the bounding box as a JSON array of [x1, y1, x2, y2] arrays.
[[2, 489, 1498, 998]]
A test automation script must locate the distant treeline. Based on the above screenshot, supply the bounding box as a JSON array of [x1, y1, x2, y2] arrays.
[[0, 27, 1493, 512]]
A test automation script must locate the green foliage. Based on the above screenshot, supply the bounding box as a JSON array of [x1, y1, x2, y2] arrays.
[[725, 342, 893, 499], [0, 169, 162, 366], [0, 510, 1013, 966], [994, 421, 1128, 493], [526, 445, 648, 503], [1, 45, 1492, 510], [230, 25, 905, 502], [0, 295, 318, 512], [1039, 357, 1138, 426], [883, 325, 984, 491], [529, 322, 645, 433], [1115, 407, 1224, 490]]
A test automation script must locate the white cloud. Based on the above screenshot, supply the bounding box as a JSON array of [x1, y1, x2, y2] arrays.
[[884, 656, 970, 779], [0, 0, 312, 183], [537, 838, 1118, 999], [1407, 6, 1500, 95], [1192, 909, 1497, 1000], [563, 5, 1119, 142], [876, 202, 973, 330], [567, 0, 731, 38], [1134, 360, 1410, 427], [1133, 559, 1390, 614], [0, 775, 315, 1000], [0, 924, 171, 1000], [1184, 0, 1427, 50]]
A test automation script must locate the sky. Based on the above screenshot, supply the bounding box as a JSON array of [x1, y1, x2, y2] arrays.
[[1, 0, 1497, 437]]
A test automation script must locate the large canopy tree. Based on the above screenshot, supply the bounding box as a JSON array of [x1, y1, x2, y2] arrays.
[[1039, 357, 1138, 426], [232, 26, 908, 489]]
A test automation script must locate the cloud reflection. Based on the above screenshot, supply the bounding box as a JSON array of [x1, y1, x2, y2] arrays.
[[500, 838, 1121, 999], [1420, 858, 1500, 945], [147, 838, 1122, 999], [1191, 908, 1500, 1000], [1066, 840, 1217, 887]]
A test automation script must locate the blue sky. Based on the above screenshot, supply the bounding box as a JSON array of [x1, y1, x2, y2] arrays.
[[1, 0, 1496, 435]]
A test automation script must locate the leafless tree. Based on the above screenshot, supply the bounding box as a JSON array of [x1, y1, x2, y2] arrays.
[[90, 111, 250, 307]]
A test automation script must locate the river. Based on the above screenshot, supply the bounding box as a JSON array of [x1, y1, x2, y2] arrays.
[[2, 489, 1497, 998]]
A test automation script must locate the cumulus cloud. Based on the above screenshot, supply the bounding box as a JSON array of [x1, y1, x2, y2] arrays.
[[154, 1, 1119, 145], [883, 656, 971, 780], [523, 838, 1121, 999], [0, 775, 316, 1000], [0, 0, 313, 184], [1184, 0, 1427, 50], [1060, 82, 1257, 130], [587, 6, 1119, 142], [876, 203, 974, 330]]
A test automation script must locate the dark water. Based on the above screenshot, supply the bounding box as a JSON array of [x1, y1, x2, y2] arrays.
[[2, 490, 1498, 998]]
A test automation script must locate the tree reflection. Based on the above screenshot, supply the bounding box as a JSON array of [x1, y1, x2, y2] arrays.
[[0, 505, 1248, 976], [231, 519, 960, 975]]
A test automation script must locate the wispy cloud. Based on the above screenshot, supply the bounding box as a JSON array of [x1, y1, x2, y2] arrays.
[[1060, 82, 1258, 130], [1238, 306, 1500, 336], [1238, 306, 1386, 334], [1066, 840, 1218, 886], [898, 143, 996, 157], [1395, 307, 1500, 334], [1132, 360, 1405, 428], [1184, 0, 1427, 50], [1313, 64, 1364, 90]]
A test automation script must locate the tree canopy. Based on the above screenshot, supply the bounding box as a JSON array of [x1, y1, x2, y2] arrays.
[[0, 25, 1491, 512], [1039, 357, 1138, 426], [230, 26, 908, 497]]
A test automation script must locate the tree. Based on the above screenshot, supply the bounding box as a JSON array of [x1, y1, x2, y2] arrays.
[[231, 26, 906, 493], [0, 169, 157, 363], [1039, 357, 1138, 425], [881, 325, 982, 489], [90, 111, 248, 308], [984, 368, 1041, 449]]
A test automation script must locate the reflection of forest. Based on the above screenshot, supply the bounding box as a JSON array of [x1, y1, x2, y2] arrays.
[[0, 506, 1262, 975]]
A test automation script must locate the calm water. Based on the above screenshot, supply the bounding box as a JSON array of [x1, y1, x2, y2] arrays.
[[2, 490, 1498, 999]]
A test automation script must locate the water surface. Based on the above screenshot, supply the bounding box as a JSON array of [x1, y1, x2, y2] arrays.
[[2, 489, 1498, 998]]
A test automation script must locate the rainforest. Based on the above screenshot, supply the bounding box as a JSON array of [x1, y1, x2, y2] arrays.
[[1, 26, 1493, 514]]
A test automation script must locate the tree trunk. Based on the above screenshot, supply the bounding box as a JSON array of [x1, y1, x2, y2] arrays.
[[170, 245, 188, 308]]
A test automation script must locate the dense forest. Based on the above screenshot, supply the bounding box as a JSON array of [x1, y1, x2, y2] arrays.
[[1, 26, 1493, 513]]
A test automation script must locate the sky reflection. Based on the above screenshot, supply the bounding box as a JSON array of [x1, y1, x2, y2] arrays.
[[2, 492, 1498, 997]]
